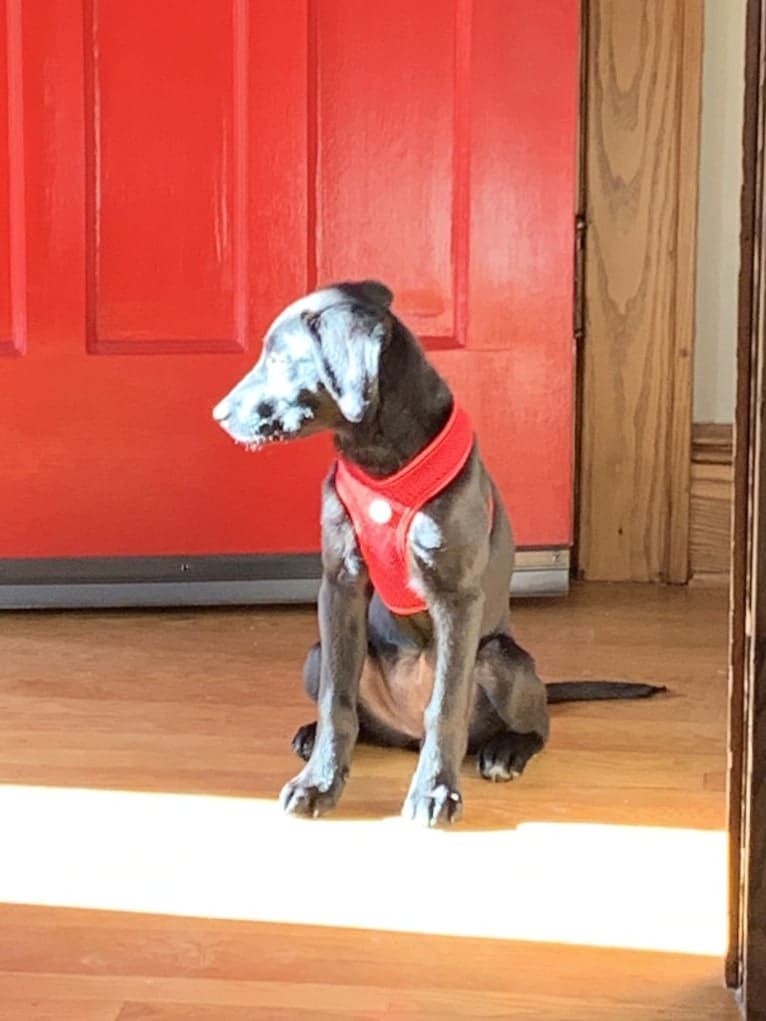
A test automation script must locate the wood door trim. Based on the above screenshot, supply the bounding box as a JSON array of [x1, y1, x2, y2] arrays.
[[667, 0, 704, 583], [729, 0, 766, 1008], [576, 0, 703, 582], [728, 0, 761, 990]]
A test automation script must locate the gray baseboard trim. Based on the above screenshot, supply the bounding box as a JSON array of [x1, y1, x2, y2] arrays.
[[511, 551, 570, 597], [0, 549, 569, 609]]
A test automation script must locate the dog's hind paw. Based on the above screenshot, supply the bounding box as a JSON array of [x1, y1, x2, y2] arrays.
[[291, 721, 317, 761], [402, 779, 463, 827], [476, 730, 544, 782]]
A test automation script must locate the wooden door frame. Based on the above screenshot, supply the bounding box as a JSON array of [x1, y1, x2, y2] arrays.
[[728, 0, 766, 1013], [575, 0, 702, 584]]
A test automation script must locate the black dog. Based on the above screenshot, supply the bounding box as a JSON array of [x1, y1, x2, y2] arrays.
[[213, 280, 662, 826]]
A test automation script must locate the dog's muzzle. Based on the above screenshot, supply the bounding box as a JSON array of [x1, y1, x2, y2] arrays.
[[212, 398, 232, 424]]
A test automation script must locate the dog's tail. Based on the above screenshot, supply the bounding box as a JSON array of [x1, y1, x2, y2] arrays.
[[545, 681, 667, 704]]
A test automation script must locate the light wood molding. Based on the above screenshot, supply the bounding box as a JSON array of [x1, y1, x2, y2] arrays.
[[690, 423, 734, 579], [577, 0, 703, 582], [693, 423, 735, 464], [690, 461, 734, 577]]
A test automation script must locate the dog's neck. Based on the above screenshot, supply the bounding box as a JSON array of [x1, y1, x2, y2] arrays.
[[333, 320, 453, 477]]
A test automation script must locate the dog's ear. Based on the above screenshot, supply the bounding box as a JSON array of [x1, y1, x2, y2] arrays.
[[353, 280, 393, 309], [302, 304, 386, 423], [333, 279, 393, 311]]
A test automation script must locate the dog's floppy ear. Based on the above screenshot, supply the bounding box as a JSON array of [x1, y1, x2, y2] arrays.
[[302, 304, 386, 423], [353, 279, 393, 310]]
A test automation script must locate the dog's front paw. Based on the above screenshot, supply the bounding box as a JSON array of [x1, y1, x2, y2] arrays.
[[279, 764, 347, 819], [402, 777, 463, 827]]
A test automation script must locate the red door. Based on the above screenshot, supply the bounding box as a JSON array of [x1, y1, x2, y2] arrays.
[[1, 2, 578, 593]]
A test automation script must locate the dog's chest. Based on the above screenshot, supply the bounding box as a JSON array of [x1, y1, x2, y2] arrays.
[[359, 653, 435, 739]]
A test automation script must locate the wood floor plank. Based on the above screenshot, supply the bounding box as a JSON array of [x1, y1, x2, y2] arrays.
[[113, 1006, 731, 1021], [0, 907, 726, 993], [0, 1000, 123, 1021], [118, 1008, 379, 1021], [0, 964, 739, 1020], [113, 995, 737, 1021]]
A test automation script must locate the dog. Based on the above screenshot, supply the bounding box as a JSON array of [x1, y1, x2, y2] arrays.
[[213, 280, 663, 826]]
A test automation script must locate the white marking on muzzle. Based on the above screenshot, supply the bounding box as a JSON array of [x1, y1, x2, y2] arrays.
[[212, 398, 231, 422]]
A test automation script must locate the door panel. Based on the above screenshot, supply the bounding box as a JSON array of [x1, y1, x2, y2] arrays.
[[5, 0, 326, 560], [0, 0, 25, 357], [0, 0, 12, 348], [469, 0, 579, 355], [432, 347, 573, 548], [316, 0, 465, 344], [85, 0, 244, 351], [1, 0, 578, 569], [465, 0, 577, 543]]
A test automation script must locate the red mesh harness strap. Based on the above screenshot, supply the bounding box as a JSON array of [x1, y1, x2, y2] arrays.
[[334, 405, 478, 615]]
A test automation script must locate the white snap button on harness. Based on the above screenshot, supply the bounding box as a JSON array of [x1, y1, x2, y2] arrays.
[[368, 498, 393, 524]]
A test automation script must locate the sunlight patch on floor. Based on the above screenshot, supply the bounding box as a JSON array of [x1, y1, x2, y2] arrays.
[[0, 784, 727, 956]]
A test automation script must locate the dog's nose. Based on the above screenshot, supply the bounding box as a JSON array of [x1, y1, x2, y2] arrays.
[[212, 398, 231, 422]]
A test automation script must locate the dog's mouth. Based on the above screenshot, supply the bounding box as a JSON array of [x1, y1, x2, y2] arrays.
[[234, 437, 266, 453], [229, 422, 299, 452]]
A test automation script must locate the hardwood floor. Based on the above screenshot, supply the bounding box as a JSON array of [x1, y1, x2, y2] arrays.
[[0, 583, 739, 1019]]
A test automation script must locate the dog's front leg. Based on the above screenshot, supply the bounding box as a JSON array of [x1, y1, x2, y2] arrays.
[[280, 485, 368, 818], [402, 591, 484, 826]]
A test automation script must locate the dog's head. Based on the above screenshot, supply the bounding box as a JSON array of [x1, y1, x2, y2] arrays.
[[213, 280, 392, 449]]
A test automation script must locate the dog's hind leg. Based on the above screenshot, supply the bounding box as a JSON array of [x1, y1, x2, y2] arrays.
[[290, 642, 324, 760], [471, 633, 550, 782], [291, 642, 420, 761]]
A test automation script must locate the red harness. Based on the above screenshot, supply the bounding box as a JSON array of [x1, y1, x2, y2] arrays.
[[334, 405, 476, 615]]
